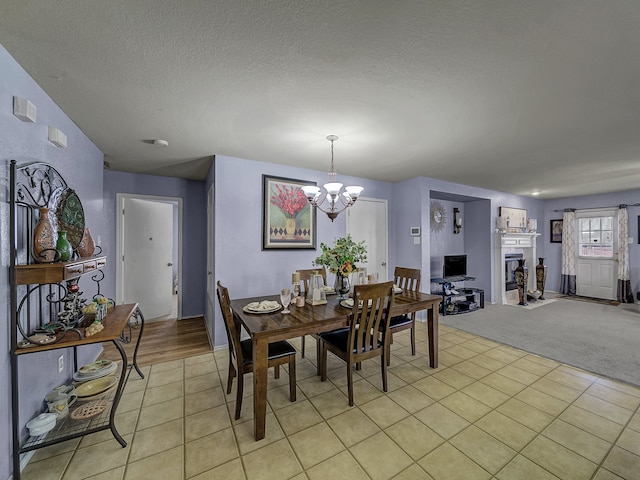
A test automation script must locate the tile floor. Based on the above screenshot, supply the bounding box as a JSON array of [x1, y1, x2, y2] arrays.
[[21, 325, 640, 480]]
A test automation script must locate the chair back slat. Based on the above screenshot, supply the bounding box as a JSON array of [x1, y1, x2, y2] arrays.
[[216, 281, 244, 365], [393, 267, 421, 292], [349, 281, 394, 355]]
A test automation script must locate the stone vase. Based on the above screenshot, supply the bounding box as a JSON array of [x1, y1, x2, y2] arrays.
[[33, 207, 57, 263], [536, 257, 547, 300], [56, 231, 73, 262], [515, 259, 528, 306], [77, 227, 96, 257], [334, 273, 351, 300]]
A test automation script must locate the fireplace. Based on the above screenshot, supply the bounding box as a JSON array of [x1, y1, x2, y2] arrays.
[[505, 253, 523, 291], [494, 232, 539, 305]]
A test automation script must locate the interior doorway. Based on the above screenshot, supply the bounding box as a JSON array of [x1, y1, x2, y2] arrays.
[[116, 194, 183, 322], [346, 197, 389, 281]]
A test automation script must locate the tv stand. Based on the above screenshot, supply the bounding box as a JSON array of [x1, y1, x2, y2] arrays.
[[432, 276, 484, 316]]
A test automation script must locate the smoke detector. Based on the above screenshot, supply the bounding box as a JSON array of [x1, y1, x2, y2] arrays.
[[153, 139, 169, 147]]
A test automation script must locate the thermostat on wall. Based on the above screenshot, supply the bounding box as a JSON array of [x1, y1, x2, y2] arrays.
[[410, 227, 421, 236]]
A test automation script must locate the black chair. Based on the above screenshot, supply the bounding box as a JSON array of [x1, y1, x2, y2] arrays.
[[216, 281, 296, 419], [319, 281, 395, 406]]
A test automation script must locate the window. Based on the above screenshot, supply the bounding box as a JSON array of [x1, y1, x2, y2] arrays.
[[578, 216, 614, 257]]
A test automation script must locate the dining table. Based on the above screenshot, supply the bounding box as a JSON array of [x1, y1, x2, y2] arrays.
[[230, 289, 441, 440]]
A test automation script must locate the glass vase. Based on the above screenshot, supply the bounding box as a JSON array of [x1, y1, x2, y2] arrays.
[[334, 273, 351, 300]]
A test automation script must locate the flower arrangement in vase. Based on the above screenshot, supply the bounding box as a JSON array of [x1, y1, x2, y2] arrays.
[[313, 234, 367, 298]]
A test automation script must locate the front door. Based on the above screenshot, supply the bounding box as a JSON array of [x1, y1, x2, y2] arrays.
[[576, 209, 617, 300], [346, 198, 388, 281]]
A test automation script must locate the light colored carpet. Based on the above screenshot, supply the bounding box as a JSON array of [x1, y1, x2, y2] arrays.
[[440, 296, 640, 386], [521, 298, 557, 310]]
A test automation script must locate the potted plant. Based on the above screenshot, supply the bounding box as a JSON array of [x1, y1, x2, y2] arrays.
[[313, 234, 367, 299]]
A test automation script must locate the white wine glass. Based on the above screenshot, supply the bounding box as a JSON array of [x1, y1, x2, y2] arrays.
[[280, 288, 292, 314]]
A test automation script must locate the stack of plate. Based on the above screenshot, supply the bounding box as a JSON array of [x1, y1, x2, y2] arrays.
[[73, 359, 117, 382]]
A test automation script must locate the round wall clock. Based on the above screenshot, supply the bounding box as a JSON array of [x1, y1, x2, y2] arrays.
[[431, 200, 446, 233]]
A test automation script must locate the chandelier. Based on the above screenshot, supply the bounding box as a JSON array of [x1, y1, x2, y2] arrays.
[[301, 135, 364, 222]]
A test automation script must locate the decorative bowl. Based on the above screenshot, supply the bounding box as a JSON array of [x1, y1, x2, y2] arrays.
[[75, 375, 118, 398]]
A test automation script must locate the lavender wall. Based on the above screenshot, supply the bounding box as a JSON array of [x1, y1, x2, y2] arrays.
[[212, 156, 394, 348], [542, 190, 640, 295], [0, 45, 104, 480], [102, 170, 207, 318], [391, 177, 424, 270]]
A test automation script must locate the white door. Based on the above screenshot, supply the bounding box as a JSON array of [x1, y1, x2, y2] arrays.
[[121, 198, 174, 319], [205, 184, 215, 347], [346, 198, 388, 281], [576, 209, 617, 299]]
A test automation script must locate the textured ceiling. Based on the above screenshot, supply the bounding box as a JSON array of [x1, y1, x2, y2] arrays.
[[1, 1, 639, 198]]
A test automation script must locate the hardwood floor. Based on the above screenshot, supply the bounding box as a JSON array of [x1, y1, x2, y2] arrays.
[[100, 316, 212, 367]]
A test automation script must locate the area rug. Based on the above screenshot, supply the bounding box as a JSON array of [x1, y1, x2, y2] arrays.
[[440, 299, 640, 386], [556, 295, 620, 306], [521, 298, 557, 310]]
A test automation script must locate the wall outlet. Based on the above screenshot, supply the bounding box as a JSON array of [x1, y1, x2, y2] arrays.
[[58, 355, 64, 373]]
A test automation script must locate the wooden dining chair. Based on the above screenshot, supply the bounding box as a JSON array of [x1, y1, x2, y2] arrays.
[[216, 281, 296, 419], [297, 267, 327, 358], [385, 266, 421, 365], [319, 281, 395, 406]]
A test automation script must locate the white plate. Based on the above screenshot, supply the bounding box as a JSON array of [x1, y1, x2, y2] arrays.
[[73, 361, 118, 382], [79, 359, 113, 375], [243, 300, 282, 314], [243, 304, 282, 314], [340, 299, 373, 309], [340, 299, 354, 308]]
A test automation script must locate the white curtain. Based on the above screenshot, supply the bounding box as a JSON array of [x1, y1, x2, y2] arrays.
[[617, 206, 633, 303], [560, 210, 576, 295]]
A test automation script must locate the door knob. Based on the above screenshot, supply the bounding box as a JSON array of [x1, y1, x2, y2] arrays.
[[167, 263, 173, 266], [381, 262, 387, 266]]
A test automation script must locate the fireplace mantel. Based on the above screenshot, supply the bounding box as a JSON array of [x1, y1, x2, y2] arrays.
[[494, 232, 541, 305]]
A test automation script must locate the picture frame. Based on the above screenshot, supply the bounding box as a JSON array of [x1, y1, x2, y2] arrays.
[[262, 175, 316, 250], [499, 206, 527, 232], [550, 219, 563, 243]]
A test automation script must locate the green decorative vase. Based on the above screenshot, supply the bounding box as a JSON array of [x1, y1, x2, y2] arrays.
[[56, 231, 73, 262]]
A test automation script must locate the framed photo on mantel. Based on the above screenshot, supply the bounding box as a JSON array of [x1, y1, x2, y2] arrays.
[[499, 207, 527, 232]]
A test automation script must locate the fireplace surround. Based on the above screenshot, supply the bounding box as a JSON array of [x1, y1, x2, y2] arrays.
[[494, 232, 540, 304]]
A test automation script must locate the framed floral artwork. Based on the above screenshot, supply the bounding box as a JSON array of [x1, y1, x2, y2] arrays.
[[262, 175, 317, 250]]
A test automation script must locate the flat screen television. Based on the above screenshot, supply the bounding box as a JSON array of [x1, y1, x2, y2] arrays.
[[443, 255, 467, 278]]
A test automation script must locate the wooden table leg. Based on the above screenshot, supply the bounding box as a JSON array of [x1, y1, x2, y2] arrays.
[[253, 337, 269, 440], [427, 306, 439, 368]]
